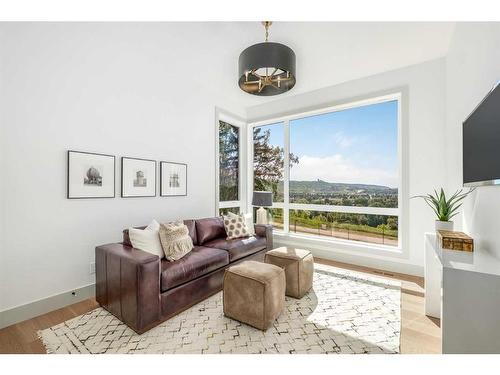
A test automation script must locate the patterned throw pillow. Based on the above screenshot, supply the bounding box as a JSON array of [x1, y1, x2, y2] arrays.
[[227, 211, 255, 236], [223, 214, 250, 240], [159, 221, 194, 261]]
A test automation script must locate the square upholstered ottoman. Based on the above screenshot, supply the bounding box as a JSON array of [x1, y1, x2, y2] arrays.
[[265, 247, 314, 298], [223, 260, 285, 331]]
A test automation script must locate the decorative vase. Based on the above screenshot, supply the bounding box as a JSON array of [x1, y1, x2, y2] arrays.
[[435, 220, 454, 231]]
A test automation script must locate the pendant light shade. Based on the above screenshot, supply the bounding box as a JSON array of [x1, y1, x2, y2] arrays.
[[238, 22, 296, 96]]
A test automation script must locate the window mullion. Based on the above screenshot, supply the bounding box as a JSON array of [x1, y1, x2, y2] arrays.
[[288, 203, 399, 216], [215, 118, 220, 215], [247, 124, 254, 215], [283, 119, 290, 233]]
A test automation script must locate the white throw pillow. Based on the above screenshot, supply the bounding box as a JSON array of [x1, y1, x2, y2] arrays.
[[228, 211, 255, 236], [128, 219, 164, 258]]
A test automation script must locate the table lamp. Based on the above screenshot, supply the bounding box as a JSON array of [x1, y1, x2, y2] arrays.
[[252, 191, 273, 225]]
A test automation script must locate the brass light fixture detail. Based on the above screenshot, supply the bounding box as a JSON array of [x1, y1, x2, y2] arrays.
[[238, 21, 296, 96]]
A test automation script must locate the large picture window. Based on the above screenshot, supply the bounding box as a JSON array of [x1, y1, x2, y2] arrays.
[[250, 94, 401, 248]]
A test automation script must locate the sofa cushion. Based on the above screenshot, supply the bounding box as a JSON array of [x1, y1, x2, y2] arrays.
[[160, 246, 229, 292], [203, 236, 266, 262], [195, 217, 226, 245], [123, 219, 198, 247], [183, 219, 198, 245]]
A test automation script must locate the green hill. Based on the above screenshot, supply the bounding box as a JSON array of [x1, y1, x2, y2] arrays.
[[289, 180, 397, 194]]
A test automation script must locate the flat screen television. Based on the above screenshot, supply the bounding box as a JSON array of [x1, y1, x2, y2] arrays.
[[463, 83, 500, 187]]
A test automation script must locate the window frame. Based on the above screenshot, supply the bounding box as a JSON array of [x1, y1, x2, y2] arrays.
[[247, 92, 405, 253], [215, 108, 246, 215]]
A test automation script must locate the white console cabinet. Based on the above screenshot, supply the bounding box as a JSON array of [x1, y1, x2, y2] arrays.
[[424, 232, 500, 353]]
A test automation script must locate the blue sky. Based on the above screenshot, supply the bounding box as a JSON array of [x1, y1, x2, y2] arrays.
[[257, 100, 399, 188]]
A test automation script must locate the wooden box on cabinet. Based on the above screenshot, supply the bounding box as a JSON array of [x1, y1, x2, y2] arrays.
[[437, 230, 474, 252]]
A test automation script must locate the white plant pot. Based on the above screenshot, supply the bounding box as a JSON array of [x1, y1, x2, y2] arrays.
[[435, 220, 454, 231]]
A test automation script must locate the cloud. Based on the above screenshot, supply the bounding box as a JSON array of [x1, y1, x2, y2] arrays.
[[290, 155, 398, 188], [333, 131, 353, 148]]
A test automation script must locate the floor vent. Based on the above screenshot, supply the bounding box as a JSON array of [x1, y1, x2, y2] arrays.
[[374, 270, 395, 277]]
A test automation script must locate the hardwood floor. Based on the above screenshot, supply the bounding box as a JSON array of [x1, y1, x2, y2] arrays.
[[0, 299, 100, 354], [0, 258, 441, 354]]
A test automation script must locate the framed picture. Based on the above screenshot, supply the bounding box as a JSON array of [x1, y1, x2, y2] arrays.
[[67, 150, 115, 199], [121, 157, 156, 198], [160, 161, 187, 197]]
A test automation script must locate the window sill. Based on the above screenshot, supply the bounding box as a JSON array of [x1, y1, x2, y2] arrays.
[[272, 230, 406, 259]]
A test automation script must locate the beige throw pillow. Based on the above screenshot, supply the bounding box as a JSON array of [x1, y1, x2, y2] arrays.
[[159, 222, 193, 261], [223, 215, 250, 240]]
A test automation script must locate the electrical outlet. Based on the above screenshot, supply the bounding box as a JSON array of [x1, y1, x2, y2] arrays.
[[90, 262, 96, 274]]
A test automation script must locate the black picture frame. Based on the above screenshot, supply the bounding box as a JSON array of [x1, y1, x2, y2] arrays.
[[160, 161, 188, 197], [67, 150, 116, 199], [121, 156, 157, 198]]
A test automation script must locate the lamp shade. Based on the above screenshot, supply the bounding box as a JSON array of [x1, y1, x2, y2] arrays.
[[252, 191, 273, 207], [238, 42, 296, 96]]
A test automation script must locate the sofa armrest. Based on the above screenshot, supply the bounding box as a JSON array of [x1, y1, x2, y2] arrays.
[[254, 224, 273, 250], [95, 243, 160, 333]]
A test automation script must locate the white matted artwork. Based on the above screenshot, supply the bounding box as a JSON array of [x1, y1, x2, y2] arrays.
[[121, 157, 156, 198], [67, 150, 115, 199], [160, 161, 187, 196]]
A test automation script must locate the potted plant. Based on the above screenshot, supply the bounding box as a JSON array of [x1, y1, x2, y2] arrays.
[[413, 188, 474, 231]]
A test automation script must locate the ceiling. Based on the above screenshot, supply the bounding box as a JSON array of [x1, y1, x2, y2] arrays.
[[1, 22, 456, 110], [204, 22, 456, 106]]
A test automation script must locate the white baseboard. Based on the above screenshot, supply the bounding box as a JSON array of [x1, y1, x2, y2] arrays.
[[0, 284, 95, 329]]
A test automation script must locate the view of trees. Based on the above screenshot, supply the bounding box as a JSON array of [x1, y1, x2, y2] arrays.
[[288, 210, 398, 245], [253, 126, 298, 202], [219, 121, 239, 201], [290, 188, 398, 208], [266, 208, 397, 245]]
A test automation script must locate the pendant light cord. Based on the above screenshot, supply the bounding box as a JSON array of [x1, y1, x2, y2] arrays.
[[263, 21, 272, 42]]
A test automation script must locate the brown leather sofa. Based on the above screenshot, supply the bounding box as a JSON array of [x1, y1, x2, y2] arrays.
[[95, 217, 273, 334]]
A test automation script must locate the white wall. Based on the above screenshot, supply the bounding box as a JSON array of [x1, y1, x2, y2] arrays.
[[0, 23, 248, 311], [247, 59, 447, 276], [445, 23, 500, 256]]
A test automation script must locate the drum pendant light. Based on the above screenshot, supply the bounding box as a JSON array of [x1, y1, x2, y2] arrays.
[[238, 22, 296, 96]]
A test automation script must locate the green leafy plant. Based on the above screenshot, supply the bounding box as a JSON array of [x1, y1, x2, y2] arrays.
[[413, 188, 474, 222]]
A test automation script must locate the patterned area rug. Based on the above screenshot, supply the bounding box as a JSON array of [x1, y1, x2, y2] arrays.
[[38, 264, 401, 354]]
